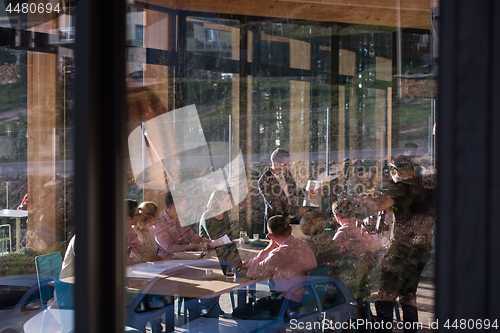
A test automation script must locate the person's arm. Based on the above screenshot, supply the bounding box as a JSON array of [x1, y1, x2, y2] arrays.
[[246, 241, 281, 279], [182, 225, 211, 245], [127, 228, 163, 261], [258, 171, 274, 209], [127, 227, 149, 257], [362, 195, 395, 212], [155, 220, 201, 255]]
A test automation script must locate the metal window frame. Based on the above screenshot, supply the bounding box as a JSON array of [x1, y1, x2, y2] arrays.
[[71, 0, 500, 331], [74, 0, 127, 332]]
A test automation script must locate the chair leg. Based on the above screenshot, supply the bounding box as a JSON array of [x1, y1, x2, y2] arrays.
[[365, 302, 373, 333], [230, 291, 235, 310], [394, 302, 401, 323]]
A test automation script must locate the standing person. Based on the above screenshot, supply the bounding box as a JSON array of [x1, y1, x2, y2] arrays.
[[155, 191, 212, 256], [258, 149, 304, 229], [362, 155, 434, 333]]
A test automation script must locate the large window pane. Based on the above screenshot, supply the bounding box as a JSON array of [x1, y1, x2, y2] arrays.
[[0, 3, 76, 333], [0, 1, 438, 332], [119, 2, 437, 333]]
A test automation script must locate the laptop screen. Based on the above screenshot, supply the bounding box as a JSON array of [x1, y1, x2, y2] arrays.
[[215, 243, 243, 275]]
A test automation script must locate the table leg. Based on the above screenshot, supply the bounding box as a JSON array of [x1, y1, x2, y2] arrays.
[[16, 217, 20, 251]]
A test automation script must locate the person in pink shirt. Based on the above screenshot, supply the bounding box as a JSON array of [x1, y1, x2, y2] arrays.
[[155, 191, 211, 256], [245, 215, 317, 280], [332, 198, 377, 258], [332, 197, 377, 302], [126, 199, 162, 264]]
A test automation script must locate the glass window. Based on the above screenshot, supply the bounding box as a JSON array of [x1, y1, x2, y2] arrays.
[[285, 286, 318, 320], [0, 0, 440, 332], [121, 2, 437, 332], [0, 286, 30, 309], [314, 282, 346, 311], [0, 3, 77, 332]]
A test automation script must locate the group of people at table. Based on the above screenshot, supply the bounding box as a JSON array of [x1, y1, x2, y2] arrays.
[[59, 148, 432, 333], [123, 191, 378, 278]]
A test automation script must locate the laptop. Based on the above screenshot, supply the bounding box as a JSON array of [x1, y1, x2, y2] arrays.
[[214, 242, 244, 276]]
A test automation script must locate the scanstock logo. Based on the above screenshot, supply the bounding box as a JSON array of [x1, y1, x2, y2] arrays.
[[128, 105, 248, 227]]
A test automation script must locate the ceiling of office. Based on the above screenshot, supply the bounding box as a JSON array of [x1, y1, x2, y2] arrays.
[[140, 0, 433, 30]]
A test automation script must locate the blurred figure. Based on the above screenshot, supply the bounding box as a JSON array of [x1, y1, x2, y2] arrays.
[[199, 189, 234, 239], [403, 142, 425, 177], [362, 154, 434, 333], [155, 191, 211, 256], [258, 149, 304, 229], [246, 215, 317, 280], [403, 142, 418, 158], [332, 198, 377, 303], [133, 202, 160, 253], [128, 200, 163, 263], [333, 198, 377, 258], [300, 212, 341, 276], [17, 193, 28, 210]]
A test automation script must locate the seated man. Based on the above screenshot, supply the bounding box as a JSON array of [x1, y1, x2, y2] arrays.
[[332, 198, 377, 258], [300, 212, 341, 277], [332, 197, 377, 302], [155, 191, 212, 256], [245, 215, 317, 280]]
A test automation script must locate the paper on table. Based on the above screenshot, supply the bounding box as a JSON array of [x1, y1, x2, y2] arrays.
[[210, 235, 232, 248], [171, 251, 204, 259]]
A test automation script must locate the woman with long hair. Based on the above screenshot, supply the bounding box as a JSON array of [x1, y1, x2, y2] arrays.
[[130, 201, 163, 261], [199, 189, 234, 239]]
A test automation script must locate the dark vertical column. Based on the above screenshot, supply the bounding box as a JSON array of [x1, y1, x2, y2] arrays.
[[437, 0, 500, 324], [168, 11, 177, 112], [74, 0, 126, 332], [239, 19, 248, 158], [490, 0, 500, 319], [310, 40, 319, 161], [252, 25, 261, 156], [391, 31, 399, 148], [176, 13, 187, 109], [330, 31, 339, 161]]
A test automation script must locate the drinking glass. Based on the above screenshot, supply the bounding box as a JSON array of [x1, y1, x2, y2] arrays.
[[239, 231, 247, 246]]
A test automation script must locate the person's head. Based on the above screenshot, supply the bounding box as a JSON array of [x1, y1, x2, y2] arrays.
[[138, 201, 158, 227], [165, 191, 186, 219], [267, 215, 292, 242], [165, 191, 175, 210], [207, 189, 232, 215], [270, 148, 290, 174], [300, 212, 326, 237], [126, 199, 139, 227], [403, 142, 418, 157], [332, 197, 354, 223], [389, 154, 416, 181]]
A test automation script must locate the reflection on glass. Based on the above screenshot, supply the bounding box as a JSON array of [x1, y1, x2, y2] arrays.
[[0, 2, 77, 332], [0, 0, 439, 332], [121, 5, 437, 332]]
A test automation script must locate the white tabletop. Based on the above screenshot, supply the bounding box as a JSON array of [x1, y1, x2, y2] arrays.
[[0, 209, 28, 218]]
